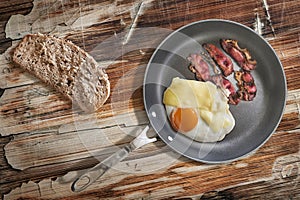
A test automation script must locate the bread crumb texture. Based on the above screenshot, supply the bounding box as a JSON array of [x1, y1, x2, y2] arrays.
[[13, 33, 110, 112]]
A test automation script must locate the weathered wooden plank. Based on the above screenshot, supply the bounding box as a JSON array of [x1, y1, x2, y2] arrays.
[[2, 130, 299, 199], [4, 111, 149, 170], [0, 0, 33, 56]]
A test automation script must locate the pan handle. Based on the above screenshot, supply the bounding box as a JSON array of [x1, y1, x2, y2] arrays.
[[71, 143, 134, 192], [71, 125, 155, 192]]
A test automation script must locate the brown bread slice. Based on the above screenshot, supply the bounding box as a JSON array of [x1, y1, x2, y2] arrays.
[[13, 33, 110, 112]]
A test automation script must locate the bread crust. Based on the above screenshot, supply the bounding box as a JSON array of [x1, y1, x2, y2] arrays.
[[13, 33, 110, 112]]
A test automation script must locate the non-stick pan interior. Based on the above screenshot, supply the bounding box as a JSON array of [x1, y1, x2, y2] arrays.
[[143, 19, 286, 163]]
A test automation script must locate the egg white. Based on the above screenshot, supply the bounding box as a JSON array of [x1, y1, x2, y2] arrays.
[[163, 78, 235, 142], [165, 104, 235, 143]]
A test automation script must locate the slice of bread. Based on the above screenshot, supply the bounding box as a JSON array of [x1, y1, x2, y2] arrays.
[[13, 33, 110, 112]]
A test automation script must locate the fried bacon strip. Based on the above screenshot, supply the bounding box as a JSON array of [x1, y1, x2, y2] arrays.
[[203, 43, 234, 76], [221, 39, 257, 71], [187, 53, 210, 81], [235, 71, 257, 101], [210, 75, 240, 105]]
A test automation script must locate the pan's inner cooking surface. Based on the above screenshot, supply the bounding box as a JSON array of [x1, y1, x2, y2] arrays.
[[144, 20, 286, 163]]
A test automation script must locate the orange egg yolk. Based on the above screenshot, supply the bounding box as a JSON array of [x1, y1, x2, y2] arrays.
[[170, 108, 198, 133]]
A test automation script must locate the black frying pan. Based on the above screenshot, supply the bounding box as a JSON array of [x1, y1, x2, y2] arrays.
[[143, 19, 286, 163]]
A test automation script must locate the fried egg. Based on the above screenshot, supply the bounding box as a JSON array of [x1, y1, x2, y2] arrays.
[[163, 77, 235, 142]]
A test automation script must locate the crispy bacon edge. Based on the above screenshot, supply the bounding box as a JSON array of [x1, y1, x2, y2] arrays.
[[221, 39, 257, 71], [235, 71, 257, 101], [203, 43, 234, 77]]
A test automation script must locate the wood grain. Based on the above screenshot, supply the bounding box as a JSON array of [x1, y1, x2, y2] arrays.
[[0, 0, 300, 199]]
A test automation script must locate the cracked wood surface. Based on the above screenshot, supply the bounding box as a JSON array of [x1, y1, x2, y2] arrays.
[[0, 0, 300, 199]]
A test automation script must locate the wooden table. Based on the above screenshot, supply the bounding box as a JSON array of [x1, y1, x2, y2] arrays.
[[0, 0, 299, 199]]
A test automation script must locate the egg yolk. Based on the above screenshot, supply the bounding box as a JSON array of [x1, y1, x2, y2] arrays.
[[170, 108, 198, 133]]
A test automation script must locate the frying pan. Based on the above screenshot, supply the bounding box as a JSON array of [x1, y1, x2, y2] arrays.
[[72, 19, 286, 192], [144, 19, 286, 163]]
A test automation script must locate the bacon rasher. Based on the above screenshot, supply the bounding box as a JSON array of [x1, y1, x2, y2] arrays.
[[187, 53, 210, 81], [221, 39, 257, 71], [235, 71, 257, 101], [203, 43, 234, 76]]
